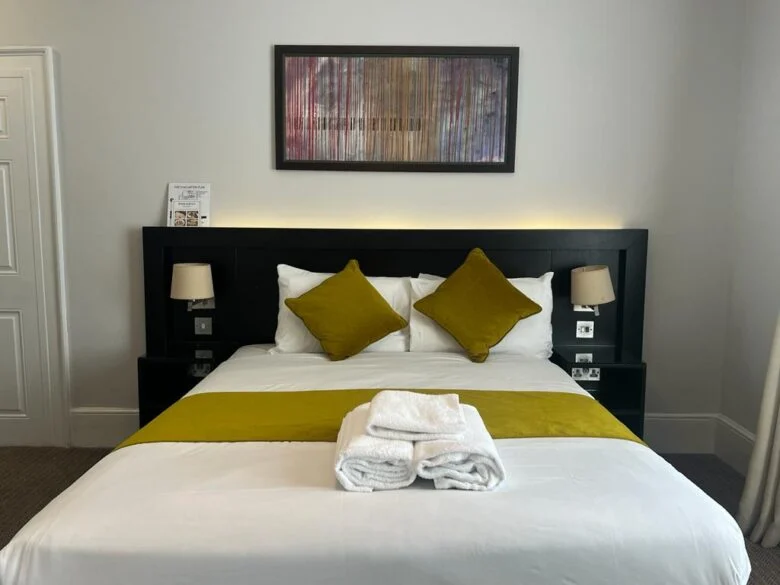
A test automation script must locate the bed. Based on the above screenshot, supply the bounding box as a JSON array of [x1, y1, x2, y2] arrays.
[[0, 228, 751, 584], [0, 348, 749, 585]]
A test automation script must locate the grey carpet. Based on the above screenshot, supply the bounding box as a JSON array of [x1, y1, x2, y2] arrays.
[[0, 447, 109, 547], [664, 454, 780, 585], [0, 449, 778, 584]]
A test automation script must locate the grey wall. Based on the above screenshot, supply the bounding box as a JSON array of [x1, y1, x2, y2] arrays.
[[1, 1, 743, 424], [722, 0, 780, 433]]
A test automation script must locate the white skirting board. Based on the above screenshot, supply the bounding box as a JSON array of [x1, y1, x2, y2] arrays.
[[712, 414, 756, 476], [644, 413, 718, 454], [69, 407, 139, 448], [645, 412, 755, 475], [69, 409, 756, 474]]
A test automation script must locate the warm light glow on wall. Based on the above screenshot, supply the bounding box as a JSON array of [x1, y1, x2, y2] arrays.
[[215, 215, 624, 230]]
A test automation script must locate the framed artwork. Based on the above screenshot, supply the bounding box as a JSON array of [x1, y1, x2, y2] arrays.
[[274, 45, 519, 172]]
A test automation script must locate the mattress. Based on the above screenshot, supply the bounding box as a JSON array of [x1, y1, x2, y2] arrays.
[[0, 351, 750, 585]]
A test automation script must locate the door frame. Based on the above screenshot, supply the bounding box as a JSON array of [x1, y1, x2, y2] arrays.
[[0, 47, 69, 445]]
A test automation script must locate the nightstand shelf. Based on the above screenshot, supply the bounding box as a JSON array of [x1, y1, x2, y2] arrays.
[[552, 346, 646, 438], [137, 355, 214, 426]]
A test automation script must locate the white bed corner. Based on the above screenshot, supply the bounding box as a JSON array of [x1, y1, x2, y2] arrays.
[[0, 350, 750, 585]]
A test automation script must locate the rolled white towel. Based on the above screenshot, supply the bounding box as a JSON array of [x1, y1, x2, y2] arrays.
[[366, 390, 467, 441], [335, 404, 416, 492], [415, 404, 506, 491]]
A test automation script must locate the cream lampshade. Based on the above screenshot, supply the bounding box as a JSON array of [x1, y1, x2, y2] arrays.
[[571, 265, 615, 316], [170, 263, 214, 300]]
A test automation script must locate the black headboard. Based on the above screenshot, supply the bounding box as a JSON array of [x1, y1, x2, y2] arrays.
[[142, 228, 647, 363]]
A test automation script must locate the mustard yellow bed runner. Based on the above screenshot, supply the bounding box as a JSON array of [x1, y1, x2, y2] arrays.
[[118, 390, 642, 449]]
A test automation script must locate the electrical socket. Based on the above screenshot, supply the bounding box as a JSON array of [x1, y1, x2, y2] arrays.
[[571, 367, 600, 381], [189, 363, 212, 378], [576, 321, 595, 338], [575, 353, 593, 363], [573, 305, 595, 312]]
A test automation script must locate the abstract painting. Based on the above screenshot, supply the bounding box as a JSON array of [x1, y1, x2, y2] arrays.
[[274, 46, 519, 172]]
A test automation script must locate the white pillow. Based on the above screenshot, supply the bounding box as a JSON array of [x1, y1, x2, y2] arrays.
[[410, 272, 554, 359], [274, 264, 411, 353]]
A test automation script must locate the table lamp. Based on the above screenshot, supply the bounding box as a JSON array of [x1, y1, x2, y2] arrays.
[[171, 263, 214, 335], [171, 263, 213, 301], [571, 265, 615, 316]]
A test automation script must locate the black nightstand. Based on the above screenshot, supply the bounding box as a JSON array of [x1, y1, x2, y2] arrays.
[[137, 356, 213, 426], [552, 346, 646, 438]]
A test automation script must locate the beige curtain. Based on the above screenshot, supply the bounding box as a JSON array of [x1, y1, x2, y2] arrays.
[[738, 312, 780, 547]]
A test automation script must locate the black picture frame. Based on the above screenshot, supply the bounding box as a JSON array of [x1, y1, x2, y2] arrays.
[[274, 45, 519, 173]]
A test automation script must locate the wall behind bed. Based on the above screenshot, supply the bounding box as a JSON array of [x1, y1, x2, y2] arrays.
[[1, 0, 743, 448], [719, 0, 780, 473]]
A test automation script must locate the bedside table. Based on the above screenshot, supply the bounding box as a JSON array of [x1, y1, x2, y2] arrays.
[[137, 355, 213, 426], [552, 347, 646, 438]]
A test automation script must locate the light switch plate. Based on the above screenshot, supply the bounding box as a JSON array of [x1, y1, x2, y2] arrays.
[[573, 304, 595, 312], [571, 367, 600, 381], [194, 317, 212, 335], [576, 321, 595, 338], [195, 349, 213, 359], [575, 353, 593, 363]]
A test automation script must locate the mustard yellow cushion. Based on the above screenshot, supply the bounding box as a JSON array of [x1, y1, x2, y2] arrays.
[[413, 248, 542, 363], [285, 260, 408, 361]]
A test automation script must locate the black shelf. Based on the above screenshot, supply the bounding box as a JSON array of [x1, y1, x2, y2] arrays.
[[137, 355, 212, 426], [553, 347, 646, 438], [553, 345, 642, 366]]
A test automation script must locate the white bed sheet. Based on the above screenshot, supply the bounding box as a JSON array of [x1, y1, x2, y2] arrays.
[[190, 348, 589, 396], [0, 351, 750, 585]]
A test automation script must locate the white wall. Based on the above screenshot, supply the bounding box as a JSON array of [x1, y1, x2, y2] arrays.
[[721, 0, 780, 437], [0, 0, 744, 443]]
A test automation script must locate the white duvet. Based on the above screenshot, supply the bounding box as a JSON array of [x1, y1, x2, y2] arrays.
[[0, 349, 750, 585]]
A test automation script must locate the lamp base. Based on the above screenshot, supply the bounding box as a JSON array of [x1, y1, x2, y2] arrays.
[[188, 298, 216, 311]]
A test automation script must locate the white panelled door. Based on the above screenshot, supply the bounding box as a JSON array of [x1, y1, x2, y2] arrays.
[[0, 49, 66, 445]]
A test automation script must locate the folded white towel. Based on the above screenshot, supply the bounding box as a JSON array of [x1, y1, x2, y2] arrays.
[[366, 390, 467, 441], [415, 404, 506, 491], [335, 404, 416, 492]]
